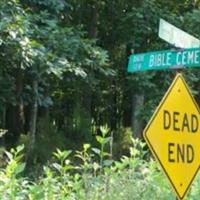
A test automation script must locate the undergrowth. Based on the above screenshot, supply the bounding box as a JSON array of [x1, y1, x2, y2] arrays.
[[0, 126, 199, 200]]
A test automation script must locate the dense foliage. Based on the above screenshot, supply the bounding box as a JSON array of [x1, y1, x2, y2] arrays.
[[0, 134, 200, 200], [0, 0, 199, 150]]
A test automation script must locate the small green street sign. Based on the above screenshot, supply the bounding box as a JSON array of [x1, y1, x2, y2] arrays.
[[128, 48, 200, 72]]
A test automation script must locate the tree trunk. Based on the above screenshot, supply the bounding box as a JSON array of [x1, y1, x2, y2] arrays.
[[26, 79, 38, 162], [122, 43, 135, 127], [79, 2, 99, 141], [5, 68, 24, 147], [131, 93, 144, 138], [110, 83, 117, 131], [89, 3, 99, 39]]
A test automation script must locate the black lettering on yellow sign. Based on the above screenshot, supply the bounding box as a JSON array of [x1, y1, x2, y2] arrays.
[[168, 143, 194, 163], [163, 110, 199, 133]]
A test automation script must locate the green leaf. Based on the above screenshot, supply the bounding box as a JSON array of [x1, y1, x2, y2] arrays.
[[103, 159, 113, 167], [83, 144, 90, 152], [5, 151, 13, 161], [92, 148, 101, 155], [14, 163, 26, 175], [96, 135, 104, 144], [100, 126, 109, 137]]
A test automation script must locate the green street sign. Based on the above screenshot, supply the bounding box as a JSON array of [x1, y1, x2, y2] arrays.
[[128, 48, 200, 72]]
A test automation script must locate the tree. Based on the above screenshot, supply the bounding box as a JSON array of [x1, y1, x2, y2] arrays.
[[0, 0, 111, 159]]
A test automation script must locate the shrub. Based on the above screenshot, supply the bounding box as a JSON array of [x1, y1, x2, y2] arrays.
[[0, 131, 199, 199]]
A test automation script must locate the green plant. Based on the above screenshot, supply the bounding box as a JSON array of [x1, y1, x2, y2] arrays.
[[5, 145, 26, 179], [0, 136, 199, 199], [0, 145, 28, 199], [33, 117, 67, 164], [92, 126, 112, 171], [53, 148, 73, 176]]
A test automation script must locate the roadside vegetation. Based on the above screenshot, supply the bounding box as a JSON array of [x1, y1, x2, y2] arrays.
[[0, 127, 200, 200]]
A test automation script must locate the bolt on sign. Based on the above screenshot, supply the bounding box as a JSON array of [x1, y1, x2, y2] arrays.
[[143, 74, 200, 200]]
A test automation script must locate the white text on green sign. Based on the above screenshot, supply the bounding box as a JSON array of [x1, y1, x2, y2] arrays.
[[128, 48, 200, 72]]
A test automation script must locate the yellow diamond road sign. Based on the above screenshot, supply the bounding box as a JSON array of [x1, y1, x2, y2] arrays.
[[143, 73, 200, 200]]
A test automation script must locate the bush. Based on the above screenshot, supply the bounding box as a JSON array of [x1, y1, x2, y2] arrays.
[[113, 127, 135, 158], [0, 130, 200, 200]]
